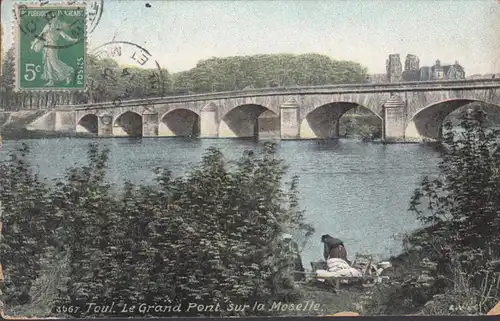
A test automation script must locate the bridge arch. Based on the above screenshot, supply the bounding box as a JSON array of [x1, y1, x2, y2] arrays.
[[404, 99, 498, 142], [159, 109, 200, 137], [113, 111, 143, 137], [300, 102, 383, 139], [219, 104, 279, 138], [76, 114, 98, 135]]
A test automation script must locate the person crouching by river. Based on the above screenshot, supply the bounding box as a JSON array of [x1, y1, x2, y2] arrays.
[[321, 234, 351, 265]]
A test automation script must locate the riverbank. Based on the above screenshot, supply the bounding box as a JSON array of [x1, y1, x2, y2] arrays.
[[0, 223, 454, 317], [0, 172, 487, 318], [297, 246, 434, 316], [0, 248, 414, 317], [287, 219, 499, 317], [295, 243, 451, 315], [0, 111, 45, 138], [0, 111, 95, 139], [0, 234, 454, 317], [1, 128, 96, 140]]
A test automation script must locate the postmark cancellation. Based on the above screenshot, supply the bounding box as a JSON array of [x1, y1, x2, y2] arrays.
[[13, 3, 87, 91]]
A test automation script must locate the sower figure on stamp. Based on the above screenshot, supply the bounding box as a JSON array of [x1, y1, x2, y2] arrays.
[[30, 16, 78, 86], [321, 234, 350, 265]]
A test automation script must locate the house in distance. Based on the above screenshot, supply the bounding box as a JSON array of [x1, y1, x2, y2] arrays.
[[385, 53, 465, 83]]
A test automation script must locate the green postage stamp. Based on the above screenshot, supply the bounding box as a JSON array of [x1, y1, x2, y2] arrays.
[[14, 3, 87, 91]]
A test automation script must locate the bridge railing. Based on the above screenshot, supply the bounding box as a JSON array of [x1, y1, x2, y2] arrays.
[[66, 78, 500, 111], [2, 78, 500, 111]]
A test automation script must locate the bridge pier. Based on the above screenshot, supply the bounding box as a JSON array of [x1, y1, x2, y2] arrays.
[[142, 112, 159, 137], [383, 95, 406, 142], [334, 120, 341, 137], [280, 98, 300, 139], [98, 115, 113, 137], [54, 111, 76, 133], [200, 103, 218, 138]]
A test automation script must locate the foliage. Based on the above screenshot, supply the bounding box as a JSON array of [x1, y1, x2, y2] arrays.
[[339, 110, 382, 139], [174, 54, 369, 93], [48, 143, 122, 310], [0, 52, 369, 110], [0, 142, 314, 317], [82, 55, 172, 104], [0, 48, 15, 89], [409, 108, 500, 272], [447, 103, 500, 128], [420, 263, 500, 315], [369, 107, 500, 315], [363, 107, 500, 316], [0, 144, 53, 305], [0, 48, 16, 110]]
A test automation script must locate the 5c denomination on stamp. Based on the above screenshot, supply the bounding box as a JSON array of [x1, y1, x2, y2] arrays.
[[14, 3, 87, 91]]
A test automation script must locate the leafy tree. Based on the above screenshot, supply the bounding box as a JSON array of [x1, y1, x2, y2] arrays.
[[170, 71, 194, 94], [408, 106, 500, 311], [0, 144, 53, 305], [1, 48, 15, 89], [81, 55, 172, 104], [176, 54, 369, 93], [0, 48, 15, 110], [364, 107, 500, 316], [50, 144, 122, 308]]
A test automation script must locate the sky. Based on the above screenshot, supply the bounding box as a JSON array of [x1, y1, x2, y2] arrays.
[[2, 0, 500, 75]]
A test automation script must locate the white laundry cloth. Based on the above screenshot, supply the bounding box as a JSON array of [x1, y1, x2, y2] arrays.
[[326, 258, 363, 278]]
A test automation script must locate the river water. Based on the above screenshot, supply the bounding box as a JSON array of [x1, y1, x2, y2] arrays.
[[0, 137, 441, 267]]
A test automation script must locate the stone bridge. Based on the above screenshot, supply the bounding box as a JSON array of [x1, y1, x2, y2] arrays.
[[28, 79, 500, 142]]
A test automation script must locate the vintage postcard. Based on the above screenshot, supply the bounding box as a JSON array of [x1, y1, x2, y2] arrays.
[[1, 0, 500, 318]]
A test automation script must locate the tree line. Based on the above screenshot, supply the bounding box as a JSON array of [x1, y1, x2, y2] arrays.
[[0, 48, 369, 111]]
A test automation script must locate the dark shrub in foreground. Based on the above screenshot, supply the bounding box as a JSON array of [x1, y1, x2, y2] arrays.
[[0, 142, 314, 317], [0, 145, 53, 306], [366, 108, 500, 315]]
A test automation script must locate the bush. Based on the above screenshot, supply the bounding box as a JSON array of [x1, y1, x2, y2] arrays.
[[364, 107, 500, 316], [409, 108, 500, 269], [396, 107, 500, 314], [0, 142, 314, 317], [0, 144, 53, 305]]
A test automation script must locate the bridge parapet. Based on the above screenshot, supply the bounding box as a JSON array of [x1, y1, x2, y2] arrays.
[[58, 79, 500, 111]]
